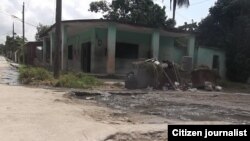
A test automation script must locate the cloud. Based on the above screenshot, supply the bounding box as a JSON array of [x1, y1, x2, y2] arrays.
[[0, 0, 102, 44]]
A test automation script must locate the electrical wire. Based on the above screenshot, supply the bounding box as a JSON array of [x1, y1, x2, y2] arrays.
[[0, 9, 37, 28]]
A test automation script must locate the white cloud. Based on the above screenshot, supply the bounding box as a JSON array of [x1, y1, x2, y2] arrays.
[[0, 0, 216, 44], [0, 0, 102, 44]]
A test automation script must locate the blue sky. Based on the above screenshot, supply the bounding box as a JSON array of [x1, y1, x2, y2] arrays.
[[0, 0, 217, 44]]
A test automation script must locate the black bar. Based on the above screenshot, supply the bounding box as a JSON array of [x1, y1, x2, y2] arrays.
[[168, 125, 250, 141]]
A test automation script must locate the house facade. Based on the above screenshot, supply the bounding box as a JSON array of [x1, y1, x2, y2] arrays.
[[41, 20, 226, 77]]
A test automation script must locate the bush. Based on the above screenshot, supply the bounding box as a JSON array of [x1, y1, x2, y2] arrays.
[[56, 73, 102, 88], [19, 66, 102, 88], [19, 66, 53, 84]]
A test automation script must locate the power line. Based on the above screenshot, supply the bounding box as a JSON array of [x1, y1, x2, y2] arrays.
[[190, 0, 211, 7], [0, 9, 37, 28]]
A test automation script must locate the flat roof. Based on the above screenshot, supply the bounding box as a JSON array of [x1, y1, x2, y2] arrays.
[[41, 19, 195, 37]]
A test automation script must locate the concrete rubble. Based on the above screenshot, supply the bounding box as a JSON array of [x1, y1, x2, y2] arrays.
[[125, 59, 222, 92]]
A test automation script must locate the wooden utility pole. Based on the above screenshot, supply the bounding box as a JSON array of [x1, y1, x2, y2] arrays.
[[22, 2, 25, 43], [12, 22, 15, 39], [54, 0, 62, 78]]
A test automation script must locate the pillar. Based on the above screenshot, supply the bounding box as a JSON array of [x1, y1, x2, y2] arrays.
[[49, 32, 54, 66], [151, 31, 160, 59], [187, 35, 196, 69], [107, 24, 116, 74], [42, 38, 46, 63], [187, 35, 195, 58], [61, 25, 68, 70], [90, 28, 96, 73]]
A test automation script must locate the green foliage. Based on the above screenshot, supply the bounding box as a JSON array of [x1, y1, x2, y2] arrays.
[[4, 35, 26, 55], [218, 80, 250, 93], [0, 44, 4, 54], [35, 24, 50, 41], [19, 66, 53, 84], [169, 0, 190, 20], [197, 0, 250, 82], [178, 22, 198, 31], [18, 66, 102, 88], [56, 73, 102, 88], [89, 0, 175, 28]]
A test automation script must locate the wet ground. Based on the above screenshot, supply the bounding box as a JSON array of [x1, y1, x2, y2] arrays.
[[72, 90, 250, 124], [0, 57, 19, 85]]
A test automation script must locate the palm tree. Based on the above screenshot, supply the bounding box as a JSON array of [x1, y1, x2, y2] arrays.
[[170, 0, 190, 20]]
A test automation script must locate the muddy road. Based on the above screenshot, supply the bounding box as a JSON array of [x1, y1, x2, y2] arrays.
[[0, 57, 19, 85], [72, 90, 250, 124]]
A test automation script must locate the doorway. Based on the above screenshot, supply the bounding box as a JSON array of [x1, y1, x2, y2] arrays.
[[212, 55, 219, 70], [81, 42, 91, 73]]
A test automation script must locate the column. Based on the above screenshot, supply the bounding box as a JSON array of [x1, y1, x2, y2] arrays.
[[187, 35, 196, 58], [107, 24, 117, 74], [49, 32, 54, 66], [187, 35, 196, 69], [42, 38, 46, 63], [90, 28, 96, 72], [151, 31, 160, 59], [61, 25, 68, 70]]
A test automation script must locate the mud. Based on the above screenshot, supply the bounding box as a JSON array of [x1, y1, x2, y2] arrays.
[[105, 131, 167, 141], [0, 58, 19, 85], [72, 91, 250, 124]]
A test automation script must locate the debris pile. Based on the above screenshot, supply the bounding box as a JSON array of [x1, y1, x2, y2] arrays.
[[191, 66, 222, 91], [125, 59, 222, 92], [125, 59, 188, 90]]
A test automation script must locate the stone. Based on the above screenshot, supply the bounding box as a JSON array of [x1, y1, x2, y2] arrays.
[[215, 86, 223, 91]]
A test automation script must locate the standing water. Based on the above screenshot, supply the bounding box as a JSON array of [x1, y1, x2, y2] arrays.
[[0, 56, 19, 85]]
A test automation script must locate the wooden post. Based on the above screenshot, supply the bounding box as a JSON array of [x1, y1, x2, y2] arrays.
[[54, 0, 62, 78]]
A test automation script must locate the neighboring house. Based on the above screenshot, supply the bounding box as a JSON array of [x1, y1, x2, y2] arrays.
[[41, 19, 226, 77], [23, 41, 43, 66]]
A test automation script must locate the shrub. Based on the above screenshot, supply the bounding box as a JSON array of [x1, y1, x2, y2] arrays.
[[19, 66, 53, 84], [56, 73, 102, 88]]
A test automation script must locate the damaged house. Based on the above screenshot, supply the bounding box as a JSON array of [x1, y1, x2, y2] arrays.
[[40, 19, 226, 78]]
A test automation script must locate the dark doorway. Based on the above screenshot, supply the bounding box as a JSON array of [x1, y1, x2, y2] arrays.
[[81, 42, 91, 73], [212, 55, 220, 70], [116, 42, 139, 59]]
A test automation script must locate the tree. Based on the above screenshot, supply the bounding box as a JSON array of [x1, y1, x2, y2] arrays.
[[0, 44, 4, 55], [4, 35, 26, 59], [197, 0, 250, 82], [35, 24, 50, 41], [178, 21, 197, 32], [89, 0, 175, 28], [169, 0, 190, 20]]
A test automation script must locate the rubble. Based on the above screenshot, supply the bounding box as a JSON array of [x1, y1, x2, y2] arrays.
[[125, 59, 186, 90], [125, 59, 223, 92]]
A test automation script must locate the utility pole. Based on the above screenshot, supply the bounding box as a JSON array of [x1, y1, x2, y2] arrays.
[[22, 2, 25, 43], [12, 22, 15, 39], [54, 0, 62, 78]]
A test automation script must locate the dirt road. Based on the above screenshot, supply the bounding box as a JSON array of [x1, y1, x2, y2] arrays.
[[0, 84, 168, 141], [1, 56, 249, 140], [0, 56, 167, 141]]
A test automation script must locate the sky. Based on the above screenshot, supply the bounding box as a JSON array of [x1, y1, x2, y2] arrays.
[[0, 0, 217, 44]]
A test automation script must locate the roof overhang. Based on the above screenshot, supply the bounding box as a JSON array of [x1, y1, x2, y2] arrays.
[[40, 19, 195, 38]]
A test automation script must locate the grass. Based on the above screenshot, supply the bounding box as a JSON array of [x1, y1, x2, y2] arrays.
[[56, 73, 102, 88], [18, 66, 102, 88], [218, 80, 250, 93], [19, 65, 53, 84]]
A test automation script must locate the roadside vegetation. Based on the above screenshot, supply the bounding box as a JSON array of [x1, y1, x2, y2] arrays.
[[218, 80, 250, 94], [18, 66, 102, 88]]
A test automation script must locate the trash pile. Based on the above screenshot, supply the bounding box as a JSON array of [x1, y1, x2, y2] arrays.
[[191, 66, 222, 91], [125, 59, 222, 92], [125, 59, 189, 90]]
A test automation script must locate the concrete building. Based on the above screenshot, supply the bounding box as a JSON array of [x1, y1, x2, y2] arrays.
[[41, 19, 226, 77], [23, 41, 43, 66]]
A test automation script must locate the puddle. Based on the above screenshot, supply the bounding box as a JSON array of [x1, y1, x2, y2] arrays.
[[0, 61, 20, 86]]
